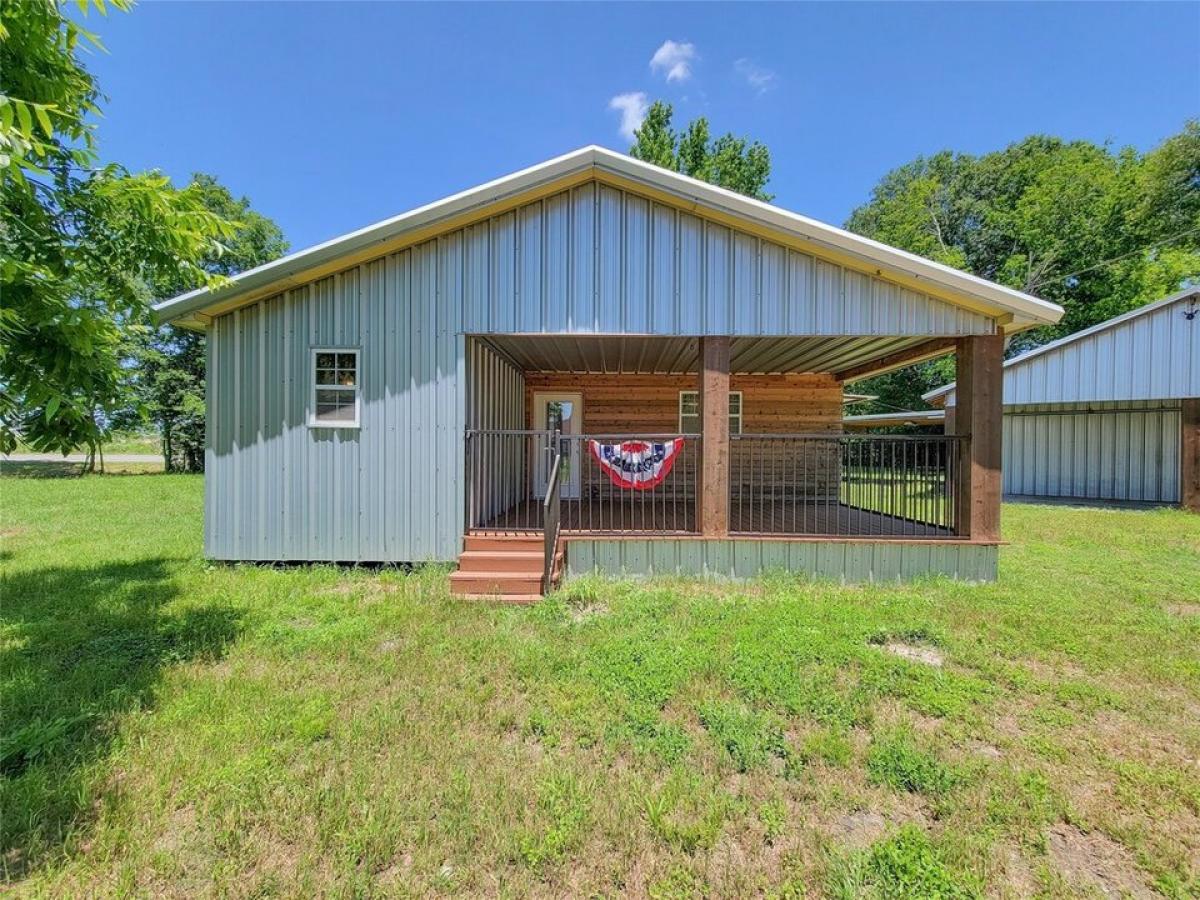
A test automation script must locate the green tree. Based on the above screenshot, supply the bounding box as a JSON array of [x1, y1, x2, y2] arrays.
[[0, 0, 233, 458], [844, 124, 1200, 412], [123, 175, 288, 472], [629, 100, 773, 200]]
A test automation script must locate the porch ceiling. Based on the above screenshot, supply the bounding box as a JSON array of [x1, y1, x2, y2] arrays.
[[481, 334, 939, 376]]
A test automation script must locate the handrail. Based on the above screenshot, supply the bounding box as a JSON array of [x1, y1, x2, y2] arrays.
[[542, 440, 563, 592]]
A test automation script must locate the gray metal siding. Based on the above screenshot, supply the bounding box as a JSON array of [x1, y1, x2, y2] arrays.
[[1002, 402, 1182, 502], [454, 182, 995, 337], [943, 294, 1198, 406], [565, 539, 998, 583], [207, 250, 465, 563]]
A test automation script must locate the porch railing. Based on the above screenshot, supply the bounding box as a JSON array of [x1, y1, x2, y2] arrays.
[[559, 434, 702, 534], [465, 429, 555, 531], [467, 429, 967, 539], [730, 434, 967, 538], [465, 429, 701, 534]]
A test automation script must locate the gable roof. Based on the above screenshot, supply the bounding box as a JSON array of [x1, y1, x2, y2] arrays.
[[923, 286, 1200, 405], [154, 145, 1064, 331]]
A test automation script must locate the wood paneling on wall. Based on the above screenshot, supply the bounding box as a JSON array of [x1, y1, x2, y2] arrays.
[[523, 373, 843, 433]]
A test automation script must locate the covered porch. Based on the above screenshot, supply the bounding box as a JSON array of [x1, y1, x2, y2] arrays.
[[462, 331, 1002, 575]]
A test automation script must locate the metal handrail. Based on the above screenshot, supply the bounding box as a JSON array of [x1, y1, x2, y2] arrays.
[[542, 440, 563, 592]]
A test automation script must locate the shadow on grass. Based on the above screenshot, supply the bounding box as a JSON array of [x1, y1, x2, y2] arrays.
[[0, 461, 165, 479], [0, 559, 242, 879]]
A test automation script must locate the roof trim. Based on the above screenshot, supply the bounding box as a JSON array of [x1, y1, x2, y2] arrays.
[[843, 410, 945, 425], [922, 286, 1200, 403], [154, 145, 1065, 331]]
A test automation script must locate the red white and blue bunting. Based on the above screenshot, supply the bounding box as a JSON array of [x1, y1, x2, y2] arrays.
[[589, 438, 686, 490]]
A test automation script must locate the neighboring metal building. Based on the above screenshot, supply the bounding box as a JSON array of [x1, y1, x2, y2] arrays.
[[924, 288, 1200, 510]]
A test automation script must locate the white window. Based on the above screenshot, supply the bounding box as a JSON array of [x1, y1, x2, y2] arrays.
[[310, 349, 360, 428], [678, 390, 742, 435]]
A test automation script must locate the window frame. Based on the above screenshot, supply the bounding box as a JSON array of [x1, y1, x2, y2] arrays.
[[678, 390, 743, 435], [308, 347, 361, 429]]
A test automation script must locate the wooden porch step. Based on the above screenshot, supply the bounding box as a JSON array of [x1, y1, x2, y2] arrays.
[[449, 569, 544, 595], [464, 534, 543, 552], [457, 549, 547, 573], [454, 533, 565, 603]]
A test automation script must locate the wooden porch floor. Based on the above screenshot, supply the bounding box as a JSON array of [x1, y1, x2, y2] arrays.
[[472, 497, 956, 539]]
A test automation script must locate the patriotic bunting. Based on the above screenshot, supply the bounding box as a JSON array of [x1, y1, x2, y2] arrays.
[[589, 438, 686, 490]]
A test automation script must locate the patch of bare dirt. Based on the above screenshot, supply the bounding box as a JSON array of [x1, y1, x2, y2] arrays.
[[967, 740, 1003, 760], [1164, 602, 1200, 617], [834, 810, 889, 849], [986, 844, 1040, 899], [1023, 656, 1086, 681], [1047, 823, 1155, 899], [879, 641, 944, 667], [568, 602, 609, 623]]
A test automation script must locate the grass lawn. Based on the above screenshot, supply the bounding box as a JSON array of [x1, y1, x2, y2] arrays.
[[2, 475, 1197, 897]]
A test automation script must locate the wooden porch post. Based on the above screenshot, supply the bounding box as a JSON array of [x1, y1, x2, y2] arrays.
[[699, 336, 730, 536], [956, 335, 1004, 541], [1182, 398, 1200, 514]]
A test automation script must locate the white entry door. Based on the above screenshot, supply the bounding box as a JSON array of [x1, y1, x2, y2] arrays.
[[533, 392, 583, 499]]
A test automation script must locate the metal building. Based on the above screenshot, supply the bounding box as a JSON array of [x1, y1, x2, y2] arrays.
[[924, 288, 1200, 509], [154, 146, 1067, 589]]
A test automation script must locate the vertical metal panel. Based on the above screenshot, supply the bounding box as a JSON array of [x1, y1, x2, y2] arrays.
[[569, 184, 596, 331], [732, 233, 757, 335], [566, 539, 999, 582], [677, 212, 704, 333], [1002, 402, 1182, 502], [597, 185, 623, 332], [517, 201, 542, 332], [623, 194, 650, 333], [704, 223, 732, 332], [544, 192, 570, 333], [489, 213, 516, 334], [649, 204, 677, 334]]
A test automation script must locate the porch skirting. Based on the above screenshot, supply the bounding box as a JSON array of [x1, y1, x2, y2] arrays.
[[563, 538, 999, 583]]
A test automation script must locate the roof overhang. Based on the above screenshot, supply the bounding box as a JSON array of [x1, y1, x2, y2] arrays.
[[479, 334, 946, 378], [154, 145, 1065, 333], [843, 409, 945, 429]]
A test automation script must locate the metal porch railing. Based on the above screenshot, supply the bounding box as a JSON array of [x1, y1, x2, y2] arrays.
[[730, 433, 967, 538], [467, 430, 968, 540], [465, 429, 701, 534]]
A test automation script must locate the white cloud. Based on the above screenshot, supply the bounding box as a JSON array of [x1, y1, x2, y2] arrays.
[[608, 91, 649, 141], [650, 40, 697, 83], [734, 58, 778, 94]]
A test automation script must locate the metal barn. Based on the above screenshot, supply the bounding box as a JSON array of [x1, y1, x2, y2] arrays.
[[924, 288, 1200, 510], [155, 147, 1067, 595]]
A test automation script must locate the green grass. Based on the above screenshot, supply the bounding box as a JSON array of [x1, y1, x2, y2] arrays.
[[2, 474, 1198, 896], [840, 470, 952, 527]]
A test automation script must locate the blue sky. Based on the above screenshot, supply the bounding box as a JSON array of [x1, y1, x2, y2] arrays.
[[85, 2, 1199, 252]]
